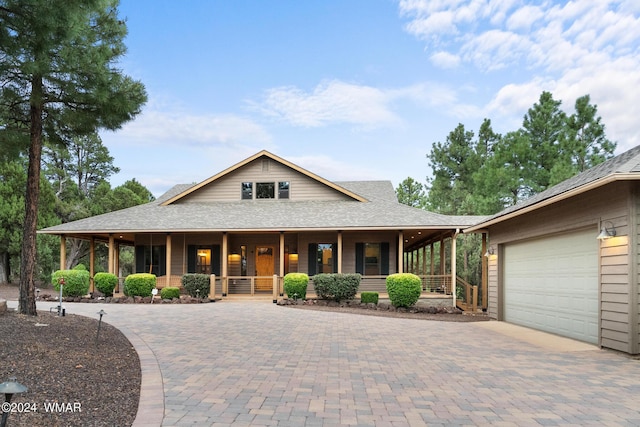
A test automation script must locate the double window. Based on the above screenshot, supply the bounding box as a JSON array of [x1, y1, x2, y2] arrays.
[[241, 181, 290, 200]]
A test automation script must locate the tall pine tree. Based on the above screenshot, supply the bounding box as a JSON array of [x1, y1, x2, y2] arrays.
[[0, 0, 147, 315]]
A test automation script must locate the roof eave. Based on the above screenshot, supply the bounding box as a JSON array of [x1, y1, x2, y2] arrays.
[[465, 173, 640, 232]]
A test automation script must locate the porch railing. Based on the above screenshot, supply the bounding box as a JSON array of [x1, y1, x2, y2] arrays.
[[455, 276, 478, 312]]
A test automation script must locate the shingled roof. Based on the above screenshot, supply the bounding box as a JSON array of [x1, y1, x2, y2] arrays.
[[40, 179, 486, 235], [466, 145, 640, 232]]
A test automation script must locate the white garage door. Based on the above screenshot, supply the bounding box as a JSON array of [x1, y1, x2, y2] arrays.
[[504, 229, 599, 344]]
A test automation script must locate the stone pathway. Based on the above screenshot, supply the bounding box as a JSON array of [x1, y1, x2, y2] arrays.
[[10, 300, 640, 426]]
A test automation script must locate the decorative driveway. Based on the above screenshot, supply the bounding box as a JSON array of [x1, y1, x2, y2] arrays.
[[28, 301, 640, 426]]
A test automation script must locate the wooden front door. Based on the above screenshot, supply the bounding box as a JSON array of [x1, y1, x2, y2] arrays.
[[255, 246, 274, 291]]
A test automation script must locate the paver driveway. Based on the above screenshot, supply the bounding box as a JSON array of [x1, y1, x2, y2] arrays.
[[32, 301, 640, 426]]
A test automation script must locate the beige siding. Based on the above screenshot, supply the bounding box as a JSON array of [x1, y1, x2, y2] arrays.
[[487, 181, 633, 352], [177, 158, 352, 203]]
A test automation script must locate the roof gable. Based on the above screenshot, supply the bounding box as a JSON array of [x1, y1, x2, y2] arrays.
[[161, 150, 367, 205]]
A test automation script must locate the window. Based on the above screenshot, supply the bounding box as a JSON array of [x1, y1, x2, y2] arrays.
[[278, 181, 290, 199], [256, 182, 275, 199], [241, 245, 247, 276], [241, 182, 253, 199], [364, 243, 380, 275], [135, 245, 166, 276], [196, 249, 211, 274], [242, 181, 290, 199], [356, 242, 389, 275], [317, 243, 335, 273]]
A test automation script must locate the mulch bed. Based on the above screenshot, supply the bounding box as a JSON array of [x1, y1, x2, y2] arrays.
[[0, 304, 140, 427], [282, 299, 491, 322]]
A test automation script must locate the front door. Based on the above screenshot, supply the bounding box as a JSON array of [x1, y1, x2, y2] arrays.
[[255, 246, 274, 291]]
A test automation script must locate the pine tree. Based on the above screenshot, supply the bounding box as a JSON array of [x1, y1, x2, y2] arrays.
[[0, 0, 147, 315]]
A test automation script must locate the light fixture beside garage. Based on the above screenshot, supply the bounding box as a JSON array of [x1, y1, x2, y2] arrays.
[[484, 247, 495, 257], [596, 221, 616, 240]]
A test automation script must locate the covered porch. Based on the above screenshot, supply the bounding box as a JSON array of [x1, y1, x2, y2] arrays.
[[55, 226, 488, 310]]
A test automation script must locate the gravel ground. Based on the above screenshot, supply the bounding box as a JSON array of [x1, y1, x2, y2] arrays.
[[0, 283, 140, 427]]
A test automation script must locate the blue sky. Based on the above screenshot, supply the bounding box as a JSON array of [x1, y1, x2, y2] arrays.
[[102, 0, 640, 197]]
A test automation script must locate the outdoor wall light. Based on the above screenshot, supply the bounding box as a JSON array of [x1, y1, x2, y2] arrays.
[[0, 377, 28, 427], [597, 221, 616, 240], [484, 247, 495, 257]]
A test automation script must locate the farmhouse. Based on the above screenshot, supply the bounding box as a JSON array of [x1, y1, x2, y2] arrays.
[[40, 150, 486, 307], [40, 147, 640, 355]]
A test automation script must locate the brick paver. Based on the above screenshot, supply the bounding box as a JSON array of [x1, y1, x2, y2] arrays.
[[27, 301, 640, 426]]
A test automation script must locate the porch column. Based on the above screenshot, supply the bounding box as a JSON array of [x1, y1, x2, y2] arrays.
[[108, 234, 115, 274], [279, 232, 285, 277], [451, 232, 458, 307], [166, 234, 172, 288], [481, 232, 488, 310], [337, 231, 343, 274], [430, 243, 435, 275], [439, 238, 445, 275], [89, 237, 95, 293], [422, 246, 427, 276], [115, 242, 120, 277], [222, 232, 228, 296], [59, 235, 66, 270], [398, 231, 404, 273]]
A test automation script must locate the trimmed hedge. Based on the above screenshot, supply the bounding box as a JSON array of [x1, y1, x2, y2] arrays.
[[313, 273, 361, 302], [386, 273, 422, 307], [360, 291, 379, 304], [124, 273, 156, 297], [160, 286, 180, 300], [94, 272, 118, 296], [283, 273, 309, 300], [182, 274, 210, 298], [52, 269, 90, 297]]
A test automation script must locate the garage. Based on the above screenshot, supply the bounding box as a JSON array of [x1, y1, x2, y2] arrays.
[[503, 228, 599, 344]]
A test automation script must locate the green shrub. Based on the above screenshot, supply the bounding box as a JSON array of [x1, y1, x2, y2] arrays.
[[51, 269, 90, 297], [360, 291, 379, 304], [386, 273, 422, 307], [124, 273, 156, 297], [283, 273, 309, 300], [313, 273, 361, 302], [94, 272, 118, 296], [160, 286, 180, 299], [181, 274, 210, 298], [73, 263, 87, 271]]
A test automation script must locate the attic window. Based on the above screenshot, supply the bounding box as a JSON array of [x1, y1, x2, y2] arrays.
[[241, 182, 253, 199], [256, 182, 275, 199], [278, 181, 290, 199]]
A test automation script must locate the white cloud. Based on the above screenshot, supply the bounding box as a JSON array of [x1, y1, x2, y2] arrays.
[[288, 154, 379, 182], [399, 0, 640, 149], [430, 51, 461, 68], [104, 109, 272, 147], [506, 5, 543, 31], [251, 80, 404, 128]]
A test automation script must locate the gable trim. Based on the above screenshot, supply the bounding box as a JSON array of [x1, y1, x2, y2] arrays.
[[161, 150, 368, 205], [466, 173, 640, 232]]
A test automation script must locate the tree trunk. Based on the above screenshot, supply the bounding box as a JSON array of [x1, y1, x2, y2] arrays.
[[19, 77, 43, 316], [0, 252, 9, 284], [66, 238, 88, 269]]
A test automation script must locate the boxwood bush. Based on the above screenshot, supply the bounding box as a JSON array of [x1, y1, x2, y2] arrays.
[[52, 269, 90, 297], [124, 273, 156, 297], [94, 272, 118, 296], [313, 273, 361, 302], [283, 273, 309, 300], [360, 291, 379, 304], [160, 286, 180, 300], [386, 273, 422, 307], [182, 274, 210, 298]]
